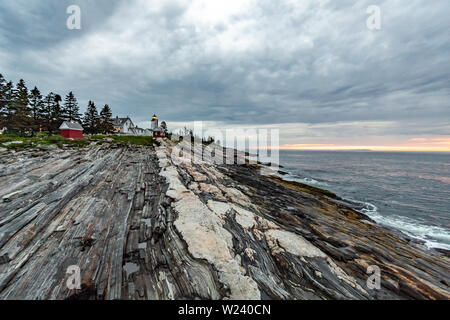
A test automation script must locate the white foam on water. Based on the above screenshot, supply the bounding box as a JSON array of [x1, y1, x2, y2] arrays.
[[259, 159, 450, 252], [349, 199, 450, 251], [281, 174, 329, 187], [257, 161, 329, 188]]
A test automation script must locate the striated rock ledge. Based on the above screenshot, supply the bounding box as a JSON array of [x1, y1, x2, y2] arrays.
[[0, 141, 448, 300]]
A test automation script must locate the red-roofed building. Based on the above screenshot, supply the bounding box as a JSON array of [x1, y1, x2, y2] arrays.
[[59, 121, 84, 139]]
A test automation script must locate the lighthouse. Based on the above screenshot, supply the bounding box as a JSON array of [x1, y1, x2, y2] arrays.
[[150, 114, 167, 138], [151, 114, 158, 130]]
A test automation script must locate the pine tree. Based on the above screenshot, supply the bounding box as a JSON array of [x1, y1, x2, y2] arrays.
[[41, 93, 55, 133], [49, 94, 63, 133], [99, 104, 114, 134], [0, 74, 6, 128], [83, 101, 100, 134], [9, 79, 31, 134], [62, 91, 81, 123], [0, 74, 5, 102], [2, 81, 13, 128], [0, 73, 5, 91], [29, 87, 43, 134]]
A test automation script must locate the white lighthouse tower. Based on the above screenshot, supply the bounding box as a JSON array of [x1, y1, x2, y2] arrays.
[[151, 114, 158, 130]]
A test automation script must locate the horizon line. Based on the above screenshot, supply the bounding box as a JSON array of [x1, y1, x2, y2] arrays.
[[256, 145, 450, 152]]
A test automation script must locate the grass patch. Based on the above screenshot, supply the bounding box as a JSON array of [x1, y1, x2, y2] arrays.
[[0, 133, 154, 151], [109, 135, 153, 146], [0, 133, 89, 150], [0, 134, 26, 144], [91, 135, 106, 140]]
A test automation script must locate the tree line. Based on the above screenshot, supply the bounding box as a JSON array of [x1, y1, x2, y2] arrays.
[[0, 73, 115, 135]]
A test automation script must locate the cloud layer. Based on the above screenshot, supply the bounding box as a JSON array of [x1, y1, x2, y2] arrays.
[[1, 0, 449, 146]]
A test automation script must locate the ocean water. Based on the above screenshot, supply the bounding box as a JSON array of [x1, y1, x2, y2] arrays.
[[276, 151, 450, 250]]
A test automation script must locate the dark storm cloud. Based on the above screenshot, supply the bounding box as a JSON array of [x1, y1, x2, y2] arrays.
[[0, 0, 449, 142]]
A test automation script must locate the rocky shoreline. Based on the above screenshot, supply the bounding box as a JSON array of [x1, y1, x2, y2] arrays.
[[0, 140, 448, 300]]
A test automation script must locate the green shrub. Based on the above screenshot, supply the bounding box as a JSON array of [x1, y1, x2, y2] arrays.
[[2, 130, 28, 137], [35, 132, 49, 139]]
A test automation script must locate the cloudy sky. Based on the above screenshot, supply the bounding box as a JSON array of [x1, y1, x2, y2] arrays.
[[1, 0, 449, 150]]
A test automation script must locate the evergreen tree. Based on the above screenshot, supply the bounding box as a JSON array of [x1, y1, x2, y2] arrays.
[[0, 73, 5, 92], [50, 94, 63, 133], [62, 91, 81, 123], [83, 101, 100, 134], [29, 87, 43, 134], [9, 79, 31, 134], [2, 81, 13, 128], [0, 74, 6, 127], [0, 74, 5, 103], [41, 92, 55, 133], [99, 104, 114, 134]]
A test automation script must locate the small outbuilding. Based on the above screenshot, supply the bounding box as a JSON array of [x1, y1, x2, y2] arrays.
[[153, 128, 166, 138], [59, 121, 84, 139]]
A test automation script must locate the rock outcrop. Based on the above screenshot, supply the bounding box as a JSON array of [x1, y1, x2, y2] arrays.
[[0, 141, 448, 300]]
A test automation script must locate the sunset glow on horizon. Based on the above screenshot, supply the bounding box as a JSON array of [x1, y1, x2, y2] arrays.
[[275, 137, 450, 152], [247, 136, 450, 152]]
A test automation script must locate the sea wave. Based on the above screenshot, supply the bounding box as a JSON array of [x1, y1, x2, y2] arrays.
[[273, 171, 329, 187], [259, 163, 329, 187], [261, 161, 450, 251], [346, 198, 450, 251], [283, 175, 329, 187]]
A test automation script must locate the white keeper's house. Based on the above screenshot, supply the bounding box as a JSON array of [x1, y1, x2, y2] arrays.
[[113, 116, 135, 134], [113, 114, 167, 137]]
